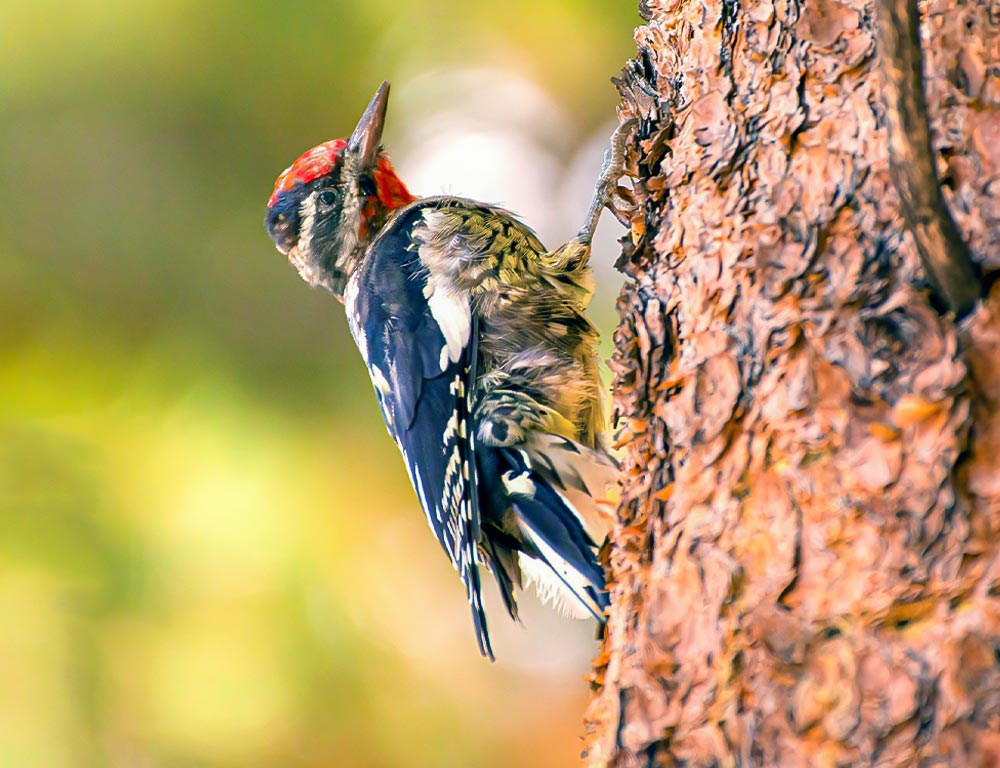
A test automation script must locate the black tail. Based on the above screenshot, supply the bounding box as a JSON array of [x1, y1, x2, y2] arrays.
[[478, 441, 611, 624]]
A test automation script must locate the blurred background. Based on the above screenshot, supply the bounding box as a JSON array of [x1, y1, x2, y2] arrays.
[[0, 2, 637, 766]]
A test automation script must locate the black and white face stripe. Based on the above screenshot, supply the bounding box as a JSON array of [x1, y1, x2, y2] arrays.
[[265, 166, 367, 300]]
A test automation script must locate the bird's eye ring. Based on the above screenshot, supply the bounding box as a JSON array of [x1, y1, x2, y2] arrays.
[[317, 189, 339, 208]]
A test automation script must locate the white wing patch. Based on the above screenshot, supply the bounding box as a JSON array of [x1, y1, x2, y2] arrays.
[[416, 211, 472, 372], [426, 285, 471, 371]]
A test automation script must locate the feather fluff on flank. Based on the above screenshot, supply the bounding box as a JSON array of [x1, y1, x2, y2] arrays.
[[518, 552, 597, 620]]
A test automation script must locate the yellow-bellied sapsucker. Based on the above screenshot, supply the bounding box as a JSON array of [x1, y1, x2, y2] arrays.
[[265, 82, 630, 659]]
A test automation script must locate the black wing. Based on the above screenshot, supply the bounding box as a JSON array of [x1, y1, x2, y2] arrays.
[[347, 210, 491, 657]]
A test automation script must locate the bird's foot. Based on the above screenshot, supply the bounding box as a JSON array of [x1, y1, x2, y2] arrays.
[[577, 118, 637, 244]]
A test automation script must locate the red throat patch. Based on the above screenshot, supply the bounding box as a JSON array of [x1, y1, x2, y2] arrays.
[[359, 157, 415, 240], [373, 156, 415, 209], [268, 139, 348, 207]]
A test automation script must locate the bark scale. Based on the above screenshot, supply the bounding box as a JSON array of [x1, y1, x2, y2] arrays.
[[585, 0, 1000, 764]]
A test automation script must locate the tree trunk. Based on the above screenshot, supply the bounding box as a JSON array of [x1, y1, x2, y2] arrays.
[[584, 0, 1000, 764]]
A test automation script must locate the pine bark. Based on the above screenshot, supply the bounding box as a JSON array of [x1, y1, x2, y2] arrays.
[[585, 0, 1000, 764]]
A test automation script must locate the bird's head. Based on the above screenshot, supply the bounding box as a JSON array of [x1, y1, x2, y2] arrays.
[[265, 82, 414, 301]]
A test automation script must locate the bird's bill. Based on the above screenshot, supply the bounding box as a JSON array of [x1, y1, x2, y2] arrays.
[[347, 81, 390, 169]]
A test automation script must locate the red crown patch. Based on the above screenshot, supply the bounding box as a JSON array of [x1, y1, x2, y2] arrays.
[[268, 139, 348, 207]]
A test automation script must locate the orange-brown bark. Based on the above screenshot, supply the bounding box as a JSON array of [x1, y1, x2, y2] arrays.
[[586, 0, 1000, 764]]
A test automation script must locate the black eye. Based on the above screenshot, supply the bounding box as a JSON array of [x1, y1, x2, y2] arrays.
[[359, 174, 376, 197], [317, 188, 339, 208]]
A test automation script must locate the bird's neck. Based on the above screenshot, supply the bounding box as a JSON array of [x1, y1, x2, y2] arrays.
[[374, 155, 415, 209], [358, 155, 416, 242]]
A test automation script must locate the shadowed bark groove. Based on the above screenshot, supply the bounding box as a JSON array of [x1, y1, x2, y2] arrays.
[[585, 0, 1000, 764], [878, 0, 981, 317]]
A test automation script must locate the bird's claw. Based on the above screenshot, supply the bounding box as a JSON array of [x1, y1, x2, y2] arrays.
[[578, 119, 637, 244]]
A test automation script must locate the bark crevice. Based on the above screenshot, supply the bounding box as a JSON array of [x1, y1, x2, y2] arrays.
[[877, 0, 981, 317]]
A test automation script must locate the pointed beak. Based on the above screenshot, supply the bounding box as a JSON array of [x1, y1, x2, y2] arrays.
[[347, 81, 390, 169]]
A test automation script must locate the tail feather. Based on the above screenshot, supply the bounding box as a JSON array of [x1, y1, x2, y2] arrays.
[[510, 497, 608, 621], [520, 432, 619, 545], [480, 531, 522, 622], [497, 443, 613, 621], [466, 553, 493, 660]]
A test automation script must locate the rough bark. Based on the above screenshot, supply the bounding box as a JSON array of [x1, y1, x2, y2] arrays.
[[585, 0, 1000, 764]]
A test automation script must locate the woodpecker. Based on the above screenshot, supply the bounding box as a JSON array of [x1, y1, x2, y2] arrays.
[[265, 82, 631, 658]]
